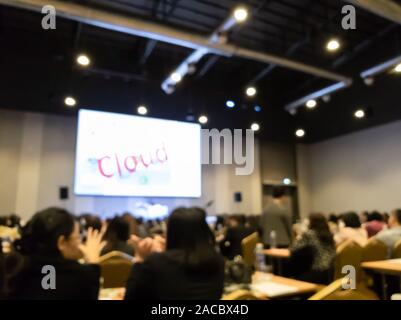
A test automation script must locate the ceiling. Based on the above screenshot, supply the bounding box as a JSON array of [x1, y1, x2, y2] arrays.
[[0, 0, 400, 143]]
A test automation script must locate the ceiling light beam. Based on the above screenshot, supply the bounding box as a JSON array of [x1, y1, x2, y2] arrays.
[[360, 55, 401, 79]]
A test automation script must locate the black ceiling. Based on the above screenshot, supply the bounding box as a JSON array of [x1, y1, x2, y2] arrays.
[[0, 0, 400, 143]]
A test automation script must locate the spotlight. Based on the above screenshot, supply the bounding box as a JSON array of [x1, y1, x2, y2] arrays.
[[251, 123, 260, 131], [283, 178, 291, 185], [364, 77, 375, 86], [254, 105, 262, 112], [171, 72, 182, 83], [354, 109, 365, 119], [198, 115, 208, 124], [76, 54, 90, 66], [246, 86, 257, 97], [233, 7, 248, 22], [395, 63, 401, 73], [137, 105, 148, 115], [64, 96, 76, 107], [326, 39, 340, 51], [306, 99, 317, 109], [226, 100, 235, 108], [295, 129, 305, 138]]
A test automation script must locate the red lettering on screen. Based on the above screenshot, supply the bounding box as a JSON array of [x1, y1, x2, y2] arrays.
[[97, 145, 168, 178]]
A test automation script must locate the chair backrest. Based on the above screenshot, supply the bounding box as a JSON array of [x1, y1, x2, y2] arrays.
[[334, 240, 362, 280], [308, 279, 379, 300], [361, 238, 388, 262], [393, 239, 401, 259], [241, 232, 259, 268], [0, 242, 4, 299], [99, 251, 133, 288]]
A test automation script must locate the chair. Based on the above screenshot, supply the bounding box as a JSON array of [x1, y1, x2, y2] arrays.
[[99, 251, 133, 288], [334, 240, 363, 281], [361, 238, 388, 262], [221, 289, 266, 300], [308, 279, 379, 300], [241, 232, 260, 268], [0, 243, 4, 299], [393, 239, 401, 259]]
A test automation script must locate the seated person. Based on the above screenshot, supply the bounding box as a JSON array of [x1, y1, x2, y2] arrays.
[[365, 211, 386, 238], [376, 209, 401, 257], [219, 215, 254, 260], [286, 213, 336, 285], [6, 207, 104, 299], [101, 216, 134, 256], [124, 207, 225, 300], [335, 212, 368, 247]]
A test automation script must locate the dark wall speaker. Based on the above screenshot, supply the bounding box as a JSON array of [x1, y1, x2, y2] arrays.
[[234, 192, 242, 203], [59, 187, 69, 200]]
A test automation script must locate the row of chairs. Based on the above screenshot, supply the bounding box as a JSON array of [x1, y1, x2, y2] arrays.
[[238, 233, 401, 300]]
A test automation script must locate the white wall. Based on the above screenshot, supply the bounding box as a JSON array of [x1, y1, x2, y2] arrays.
[[0, 109, 262, 220], [297, 120, 401, 215]]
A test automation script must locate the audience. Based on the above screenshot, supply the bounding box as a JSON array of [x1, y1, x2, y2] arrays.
[[365, 211, 386, 238], [218, 215, 254, 260], [287, 213, 335, 284], [6, 207, 105, 299], [101, 216, 134, 256], [334, 212, 368, 247], [124, 207, 225, 300], [376, 209, 401, 257]]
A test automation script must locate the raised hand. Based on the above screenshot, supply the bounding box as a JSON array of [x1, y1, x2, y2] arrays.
[[79, 227, 107, 264]]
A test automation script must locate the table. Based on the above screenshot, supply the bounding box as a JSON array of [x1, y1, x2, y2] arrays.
[[361, 259, 401, 299], [249, 272, 318, 299], [99, 287, 125, 300], [264, 248, 290, 275]]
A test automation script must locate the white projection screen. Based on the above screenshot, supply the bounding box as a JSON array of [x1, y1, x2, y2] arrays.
[[74, 109, 201, 197]]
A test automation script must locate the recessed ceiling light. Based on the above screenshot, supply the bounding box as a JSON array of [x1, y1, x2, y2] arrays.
[[306, 99, 317, 109], [254, 105, 261, 112], [171, 72, 182, 83], [137, 105, 148, 115], [76, 54, 90, 66], [327, 39, 340, 51], [226, 100, 235, 108], [233, 7, 248, 22], [283, 178, 291, 185], [64, 96, 76, 107], [246, 86, 257, 97], [251, 123, 260, 131], [295, 129, 305, 138], [395, 63, 401, 73], [198, 115, 208, 124], [354, 109, 365, 119]]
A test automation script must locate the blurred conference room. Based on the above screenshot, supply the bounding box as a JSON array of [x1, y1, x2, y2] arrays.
[[1, 0, 401, 306]]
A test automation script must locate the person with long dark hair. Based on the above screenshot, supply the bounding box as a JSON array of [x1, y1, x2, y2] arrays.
[[286, 213, 336, 284], [6, 207, 105, 299], [124, 207, 225, 300], [335, 212, 368, 247]]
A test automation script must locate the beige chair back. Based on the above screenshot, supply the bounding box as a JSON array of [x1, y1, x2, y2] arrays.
[[309, 279, 379, 300], [334, 240, 362, 281], [99, 251, 133, 288], [393, 239, 401, 259], [241, 232, 259, 268], [222, 289, 266, 300], [361, 238, 388, 262]]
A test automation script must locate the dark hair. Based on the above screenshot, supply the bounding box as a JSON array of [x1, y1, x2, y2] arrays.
[[80, 213, 102, 231], [272, 187, 285, 199], [104, 216, 130, 242], [308, 213, 334, 246], [341, 212, 361, 228], [15, 207, 75, 257], [166, 207, 220, 273], [392, 209, 401, 224], [328, 214, 339, 224], [367, 211, 383, 222]]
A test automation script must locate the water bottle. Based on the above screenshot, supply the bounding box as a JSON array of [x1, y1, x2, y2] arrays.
[[255, 243, 266, 272], [270, 230, 277, 249]]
